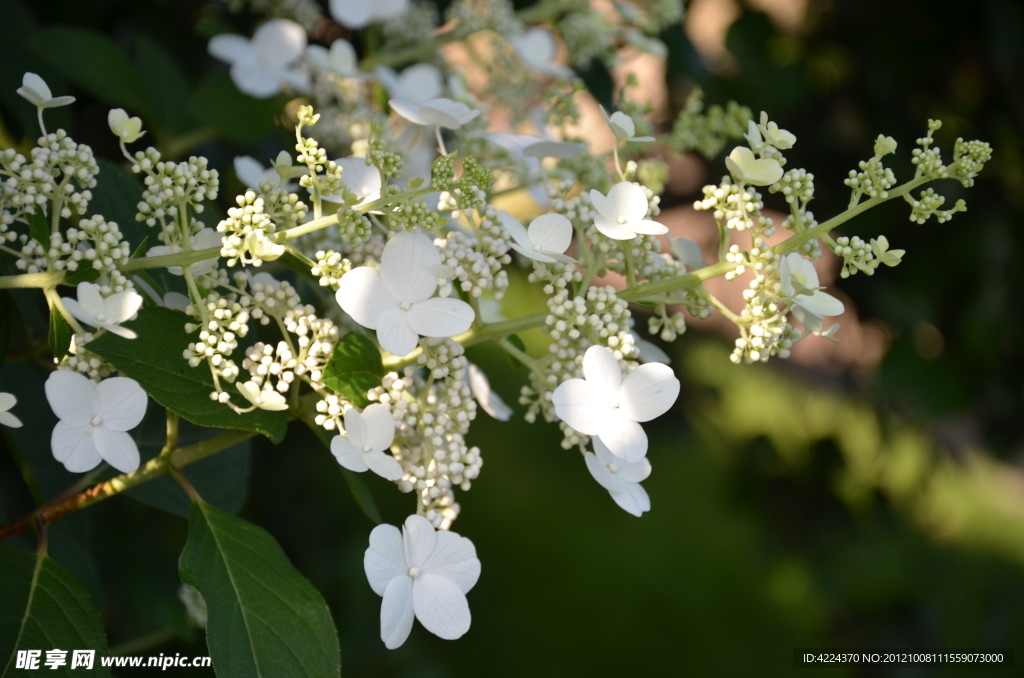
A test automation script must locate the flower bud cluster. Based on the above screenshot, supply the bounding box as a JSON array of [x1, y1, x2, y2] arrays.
[[65, 331, 114, 382], [695, 179, 774, 234], [132, 149, 219, 230], [217, 191, 280, 266], [183, 293, 249, 396], [670, 89, 752, 159], [434, 230, 509, 299]]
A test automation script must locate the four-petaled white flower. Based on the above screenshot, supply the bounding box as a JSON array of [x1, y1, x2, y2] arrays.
[[467, 364, 512, 421], [62, 282, 143, 340], [669, 235, 706, 272], [374, 64, 443, 104], [0, 392, 23, 429], [508, 28, 573, 79], [485, 133, 587, 160], [307, 39, 366, 79], [499, 211, 575, 264], [389, 98, 481, 130], [364, 515, 480, 649], [146, 228, 222, 276], [336, 231, 475, 357], [780, 253, 845, 324], [756, 111, 796, 150], [553, 345, 679, 462], [600, 106, 655, 143], [208, 19, 310, 99], [107, 109, 145, 143], [725, 146, 784, 187], [872, 236, 905, 268], [585, 437, 652, 517], [331, 404, 403, 480], [236, 381, 289, 411], [17, 73, 74, 109], [589, 182, 667, 240], [322, 157, 382, 209], [45, 370, 147, 473], [330, 0, 408, 29]]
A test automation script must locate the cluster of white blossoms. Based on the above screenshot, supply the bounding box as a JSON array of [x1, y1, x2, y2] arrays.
[[0, 0, 993, 652]]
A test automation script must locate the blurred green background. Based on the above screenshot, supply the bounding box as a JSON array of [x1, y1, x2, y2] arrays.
[[2, 0, 1023, 675]]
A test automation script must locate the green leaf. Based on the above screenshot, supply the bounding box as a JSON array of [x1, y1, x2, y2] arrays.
[[0, 0, 71, 136], [133, 36, 192, 136], [179, 501, 341, 678], [322, 332, 385, 408], [88, 158, 148, 252], [86, 307, 288, 443], [27, 26, 149, 115], [62, 265, 100, 287], [0, 546, 113, 677], [46, 296, 72, 361], [186, 72, 279, 145], [27, 211, 48, 247], [505, 333, 527, 369], [0, 290, 10, 371], [306, 420, 382, 524]]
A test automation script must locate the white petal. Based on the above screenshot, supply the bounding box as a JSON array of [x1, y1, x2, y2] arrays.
[[620, 362, 679, 423], [0, 392, 16, 412], [582, 345, 621, 397], [306, 44, 330, 71], [342, 407, 367, 448], [624, 219, 667, 235], [528, 214, 572, 255], [361, 403, 396, 451], [229, 62, 282, 99], [380, 576, 415, 649], [328, 39, 358, 73], [593, 216, 639, 241], [388, 98, 428, 125], [93, 426, 140, 473], [45, 370, 96, 426], [596, 411, 648, 462], [551, 378, 607, 435], [610, 482, 650, 517], [365, 524, 407, 595], [330, 0, 373, 29], [22, 73, 51, 101], [97, 321, 138, 340], [376, 308, 419, 357], [331, 436, 369, 472], [406, 297, 475, 339], [595, 437, 652, 482], [584, 450, 627, 494], [337, 267, 398, 329], [163, 293, 190, 312], [632, 333, 670, 364], [588, 189, 616, 222], [498, 211, 532, 251], [234, 156, 266, 189], [421, 531, 480, 593], [799, 291, 844, 318], [207, 34, 255, 65], [371, 0, 408, 21], [76, 282, 106, 318], [51, 422, 101, 472], [509, 243, 549, 263], [251, 19, 306, 67], [380, 232, 440, 303], [613, 182, 649, 223], [104, 290, 143, 324], [365, 450, 404, 480], [467, 364, 513, 421], [396, 63, 443, 103], [95, 377, 147, 431], [670, 236, 704, 269], [609, 111, 636, 139], [412, 574, 471, 640], [402, 514, 436, 568], [0, 411, 22, 428]]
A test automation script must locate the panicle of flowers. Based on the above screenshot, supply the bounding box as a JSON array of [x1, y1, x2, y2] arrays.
[[132, 148, 219, 231], [670, 88, 752, 159]]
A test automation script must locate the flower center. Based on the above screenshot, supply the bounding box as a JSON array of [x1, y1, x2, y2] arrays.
[[362, 445, 372, 453], [399, 301, 411, 311], [533, 244, 543, 251], [607, 398, 620, 409], [616, 216, 627, 224], [94, 313, 106, 322], [90, 415, 102, 426], [608, 463, 619, 473], [407, 567, 421, 579]]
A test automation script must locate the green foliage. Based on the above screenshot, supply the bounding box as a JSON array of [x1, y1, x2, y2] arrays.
[[46, 296, 71, 361], [178, 500, 341, 678], [322, 331, 386, 409], [0, 546, 113, 677], [0, 0, 70, 135], [27, 26, 150, 116], [186, 73, 279, 145], [132, 35, 191, 136], [87, 158, 147, 251], [87, 307, 288, 443], [26, 211, 48, 247], [306, 420, 382, 524], [504, 333, 527, 369]]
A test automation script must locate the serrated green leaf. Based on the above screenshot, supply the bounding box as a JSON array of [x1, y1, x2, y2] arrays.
[[179, 500, 341, 678], [86, 307, 288, 443], [27, 26, 149, 116], [186, 72, 279, 145], [27, 211, 48, 247], [46, 296, 72, 360], [322, 332, 385, 408], [306, 420, 382, 524], [0, 546, 113, 677]]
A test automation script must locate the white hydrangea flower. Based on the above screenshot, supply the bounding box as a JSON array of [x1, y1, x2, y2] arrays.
[[307, 39, 366, 79], [207, 19, 310, 98], [321, 157, 382, 209], [330, 0, 408, 29], [16, 72, 74, 109], [552, 345, 679, 462], [630, 331, 670, 364], [499, 211, 575, 264], [668, 235, 706, 272], [364, 515, 480, 649], [600, 106, 655, 143], [243, 231, 286, 263], [236, 381, 289, 411], [374, 63, 443, 104], [336, 232, 475, 357], [0, 393, 23, 429], [107, 108, 146, 143], [508, 27, 573, 79], [725, 146, 784, 186], [467, 364, 512, 421], [45, 370, 147, 474], [62, 282, 143, 340], [485, 132, 587, 160], [234, 156, 281, 190], [872, 236, 905, 267], [780, 253, 845, 322], [584, 437, 651, 517], [132, 276, 189, 312], [389, 98, 481, 130], [331, 404, 403, 480], [589, 182, 667, 240], [146, 228, 222, 276], [756, 111, 796, 150]]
